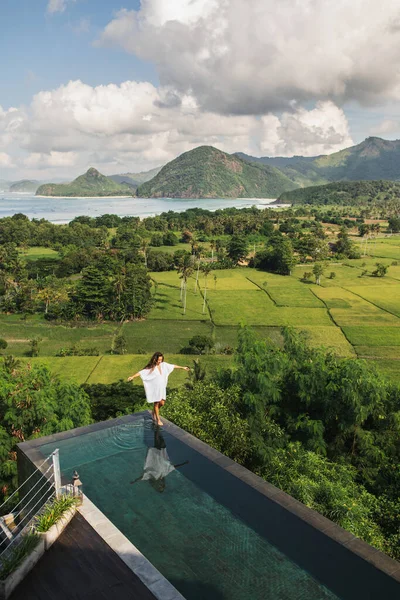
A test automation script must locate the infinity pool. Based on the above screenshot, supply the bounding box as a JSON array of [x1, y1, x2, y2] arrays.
[[29, 414, 399, 600]]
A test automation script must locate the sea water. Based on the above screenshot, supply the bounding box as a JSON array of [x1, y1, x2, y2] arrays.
[[0, 193, 284, 222]]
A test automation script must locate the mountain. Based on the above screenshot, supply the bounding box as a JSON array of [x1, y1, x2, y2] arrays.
[[9, 180, 40, 193], [36, 168, 133, 197], [109, 167, 162, 187], [276, 180, 400, 205], [137, 146, 299, 199], [237, 137, 400, 185]]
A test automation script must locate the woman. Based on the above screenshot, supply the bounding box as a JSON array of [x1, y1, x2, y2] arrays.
[[127, 352, 189, 426]]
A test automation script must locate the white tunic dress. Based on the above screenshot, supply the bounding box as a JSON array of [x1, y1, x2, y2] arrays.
[[139, 362, 175, 403]]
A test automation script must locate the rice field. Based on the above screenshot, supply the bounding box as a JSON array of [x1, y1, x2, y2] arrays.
[[342, 327, 400, 347], [149, 283, 208, 321], [2, 244, 400, 383], [348, 286, 400, 319]]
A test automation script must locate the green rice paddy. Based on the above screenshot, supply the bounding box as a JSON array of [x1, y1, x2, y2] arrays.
[[2, 236, 400, 384]]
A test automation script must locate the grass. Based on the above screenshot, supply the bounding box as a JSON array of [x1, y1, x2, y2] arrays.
[[17, 356, 100, 384], [207, 290, 332, 326], [348, 286, 400, 318], [311, 286, 400, 326], [149, 284, 209, 321], [342, 327, 400, 347], [19, 247, 59, 260], [121, 320, 214, 353], [373, 359, 400, 383], [85, 354, 233, 384], [266, 286, 325, 308], [354, 346, 400, 358], [0, 316, 118, 356], [297, 326, 356, 357], [19, 354, 233, 385], [2, 261, 400, 383], [0, 534, 39, 580]]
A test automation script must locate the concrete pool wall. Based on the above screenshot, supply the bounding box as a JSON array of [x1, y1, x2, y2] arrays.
[[17, 411, 400, 600]]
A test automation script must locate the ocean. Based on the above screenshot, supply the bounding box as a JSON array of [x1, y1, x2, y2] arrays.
[[0, 193, 283, 223]]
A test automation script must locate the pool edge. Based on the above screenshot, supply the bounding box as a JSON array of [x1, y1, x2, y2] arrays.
[[160, 416, 400, 585]]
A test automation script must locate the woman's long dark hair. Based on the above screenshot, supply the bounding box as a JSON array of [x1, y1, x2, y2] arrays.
[[144, 352, 164, 369]]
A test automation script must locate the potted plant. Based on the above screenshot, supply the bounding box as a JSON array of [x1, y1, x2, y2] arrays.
[[0, 533, 45, 600], [34, 494, 79, 550]]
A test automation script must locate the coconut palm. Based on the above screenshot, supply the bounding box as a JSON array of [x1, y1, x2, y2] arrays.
[[201, 264, 212, 314], [178, 254, 194, 315]]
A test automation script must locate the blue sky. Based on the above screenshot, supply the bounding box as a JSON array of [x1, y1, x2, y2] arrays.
[[1, 0, 400, 180], [0, 0, 156, 107]]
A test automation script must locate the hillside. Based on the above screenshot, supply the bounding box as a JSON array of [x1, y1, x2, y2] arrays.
[[276, 180, 400, 205], [110, 166, 162, 187], [36, 168, 133, 197], [9, 180, 39, 193], [238, 137, 400, 185], [137, 146, 298, 198]]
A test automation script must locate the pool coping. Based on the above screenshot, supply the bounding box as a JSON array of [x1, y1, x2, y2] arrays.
[[18, 410, 400, 589]]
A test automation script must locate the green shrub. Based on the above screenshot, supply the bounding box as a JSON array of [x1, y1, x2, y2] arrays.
[[34, 495, 78, 533]]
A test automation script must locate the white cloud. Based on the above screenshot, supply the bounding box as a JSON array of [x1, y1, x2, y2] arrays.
[[0, 153, 14, 168], [370, 119, 400, 135], [71, 17, 90, 34], [260, 102, 353, 157], [0, 81, 353, 180], [97, 0, 400, 115], [47, 0, 75, 15], [24, 151, 78, 169]]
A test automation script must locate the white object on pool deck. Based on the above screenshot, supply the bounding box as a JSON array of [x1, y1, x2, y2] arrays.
[[140, 363, 175, 403]]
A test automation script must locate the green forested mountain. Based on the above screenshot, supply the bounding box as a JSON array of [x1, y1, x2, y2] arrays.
[[9, 180, 40, 193], [110, 166, 162, 187], [238, 137, 400, 185], [36, 168, 133, 197], [137, 146, 298, 198], [277, 180, 400, 205]]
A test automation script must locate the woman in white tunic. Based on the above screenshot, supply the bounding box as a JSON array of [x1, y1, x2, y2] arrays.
[[127, 352, 189, 426]]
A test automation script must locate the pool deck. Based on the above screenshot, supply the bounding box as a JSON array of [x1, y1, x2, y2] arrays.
[[10, 511, 157, 600]]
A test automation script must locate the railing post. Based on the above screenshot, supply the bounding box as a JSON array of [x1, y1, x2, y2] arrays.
[[52, 449, 61, 498]]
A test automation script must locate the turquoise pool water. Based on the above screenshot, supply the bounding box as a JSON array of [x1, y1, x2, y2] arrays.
[[39, 418, 339, 600]]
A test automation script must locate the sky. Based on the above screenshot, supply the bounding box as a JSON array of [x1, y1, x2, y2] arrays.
[[2, 0, 400, 181]]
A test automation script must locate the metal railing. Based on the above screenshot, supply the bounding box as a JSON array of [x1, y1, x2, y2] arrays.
[[0, 450, 61, 562]]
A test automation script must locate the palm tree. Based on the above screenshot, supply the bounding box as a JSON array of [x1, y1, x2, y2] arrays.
[[201, 264, 212, 314], [140, 239, 149, 268], [178, 255, 194, 315], [210, 239, 216, 262]]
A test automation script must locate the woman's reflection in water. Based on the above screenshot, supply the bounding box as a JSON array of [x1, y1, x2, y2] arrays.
[[131, 427, 188, 492]]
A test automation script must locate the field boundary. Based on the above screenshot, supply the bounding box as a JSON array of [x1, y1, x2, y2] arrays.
[[343, 286, 400, 322], [308, 287, 357, 352], [246, 277, 278, 306], [85, 355, 104, 384]]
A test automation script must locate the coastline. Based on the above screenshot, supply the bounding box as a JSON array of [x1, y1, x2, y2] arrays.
[[35, 195, 133, 199], [34, 195, 279, 201]]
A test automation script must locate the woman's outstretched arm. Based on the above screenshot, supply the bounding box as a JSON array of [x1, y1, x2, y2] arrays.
[[127, 372, 141, 382], [173, 365, 190, 371]]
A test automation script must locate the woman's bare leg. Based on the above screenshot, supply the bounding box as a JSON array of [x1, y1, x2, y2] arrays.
[[154, 402, 163, 426]]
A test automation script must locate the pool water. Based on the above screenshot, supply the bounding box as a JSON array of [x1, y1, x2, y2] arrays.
[[39, 417, 339, 600]]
